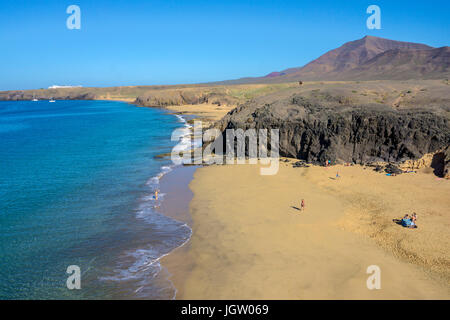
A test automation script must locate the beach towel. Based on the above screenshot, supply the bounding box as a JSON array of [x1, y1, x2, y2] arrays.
[[401, 218, 412, 227]]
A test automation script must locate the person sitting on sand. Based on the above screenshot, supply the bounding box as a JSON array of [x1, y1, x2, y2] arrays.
[[301, 199, 305, 211], [410, 216, 416, 228], [401, 214, 411, 227], [410, 213, 418, 228]]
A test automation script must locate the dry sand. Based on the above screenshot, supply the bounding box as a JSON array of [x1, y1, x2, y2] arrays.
[[164, 161, 450, 299], [165, 103, 235, 124]]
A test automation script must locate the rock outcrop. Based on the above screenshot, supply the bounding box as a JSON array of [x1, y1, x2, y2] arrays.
[[444, 146, 450, 178], [384, 164, 403, 175], [217, 94, 450, 166], [429, 146, 450, 178], [135, 91, 239, 108]]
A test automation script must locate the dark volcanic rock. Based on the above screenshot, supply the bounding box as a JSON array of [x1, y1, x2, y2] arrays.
[[431, 146, 450, 178], [217, 94, 450, 165], [384, 164, 403, 175], [445, 147, 450, 178], [374, 165, 384, 172], [292, 161, 310, 168]]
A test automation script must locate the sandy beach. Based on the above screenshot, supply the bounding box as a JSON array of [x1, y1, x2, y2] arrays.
[[163, 160, 450, 299], [164, 103, 236, 127]]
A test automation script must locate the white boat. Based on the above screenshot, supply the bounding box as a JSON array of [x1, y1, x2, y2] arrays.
[[49, 98, 56, 103], [32, 98, 38, 101]]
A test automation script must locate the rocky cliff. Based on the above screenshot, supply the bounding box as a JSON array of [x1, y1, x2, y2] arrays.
[[216, 93, 450, 170], [445, 147, 450, 178], [134, 90, 239, 108]]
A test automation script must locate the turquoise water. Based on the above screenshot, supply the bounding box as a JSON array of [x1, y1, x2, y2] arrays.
[[0, 100, 191, 299]]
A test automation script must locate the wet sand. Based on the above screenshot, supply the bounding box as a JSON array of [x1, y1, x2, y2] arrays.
[[158, 165, 196, 226], [157, 165, 196, 298], [164, 161, 450, 299]]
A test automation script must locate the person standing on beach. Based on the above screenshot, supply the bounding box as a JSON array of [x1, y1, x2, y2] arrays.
[[154, 190, 158, 201], [301, 199, 305, 211]]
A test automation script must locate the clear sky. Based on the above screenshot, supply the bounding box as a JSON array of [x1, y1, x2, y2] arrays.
[[0, 0, 448, 90]]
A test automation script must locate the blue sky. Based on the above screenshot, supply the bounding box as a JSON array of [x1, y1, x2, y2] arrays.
[[0, 0, 448, 90]]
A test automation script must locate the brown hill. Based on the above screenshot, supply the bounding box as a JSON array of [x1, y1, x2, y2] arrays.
[[218, 36, 448, 83], [341, 46, 450, 80]]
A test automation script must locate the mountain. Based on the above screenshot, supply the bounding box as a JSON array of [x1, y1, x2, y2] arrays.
[[218, 36, 449, 83], [341, 46, 450, 80]]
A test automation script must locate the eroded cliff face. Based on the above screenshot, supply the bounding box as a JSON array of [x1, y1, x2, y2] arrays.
[[217, 94, 450, 167], [135, 91, 239, 108]]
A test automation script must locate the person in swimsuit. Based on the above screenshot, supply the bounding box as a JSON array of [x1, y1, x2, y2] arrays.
[[155, 190, 158, 201], [300, 199, 305, 211], [401, 214, 410, 227], [410, 213, 417, 228]]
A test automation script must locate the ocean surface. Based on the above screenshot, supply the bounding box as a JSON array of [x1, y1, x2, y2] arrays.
[[0, 100, 192, 299]]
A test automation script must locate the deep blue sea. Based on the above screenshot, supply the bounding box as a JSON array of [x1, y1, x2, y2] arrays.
[[0, 100, 191, 299]]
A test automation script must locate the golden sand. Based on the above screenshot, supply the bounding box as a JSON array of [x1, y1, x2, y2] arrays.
[[163, 161, 450, 299], [165, 103, 235, 124]]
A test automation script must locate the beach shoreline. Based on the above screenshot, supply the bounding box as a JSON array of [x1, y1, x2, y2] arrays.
[[142, 103, 230, 299], [149, 103, 235, 299], [157, 165, 196, 299], [127, 102, 449, 299]]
